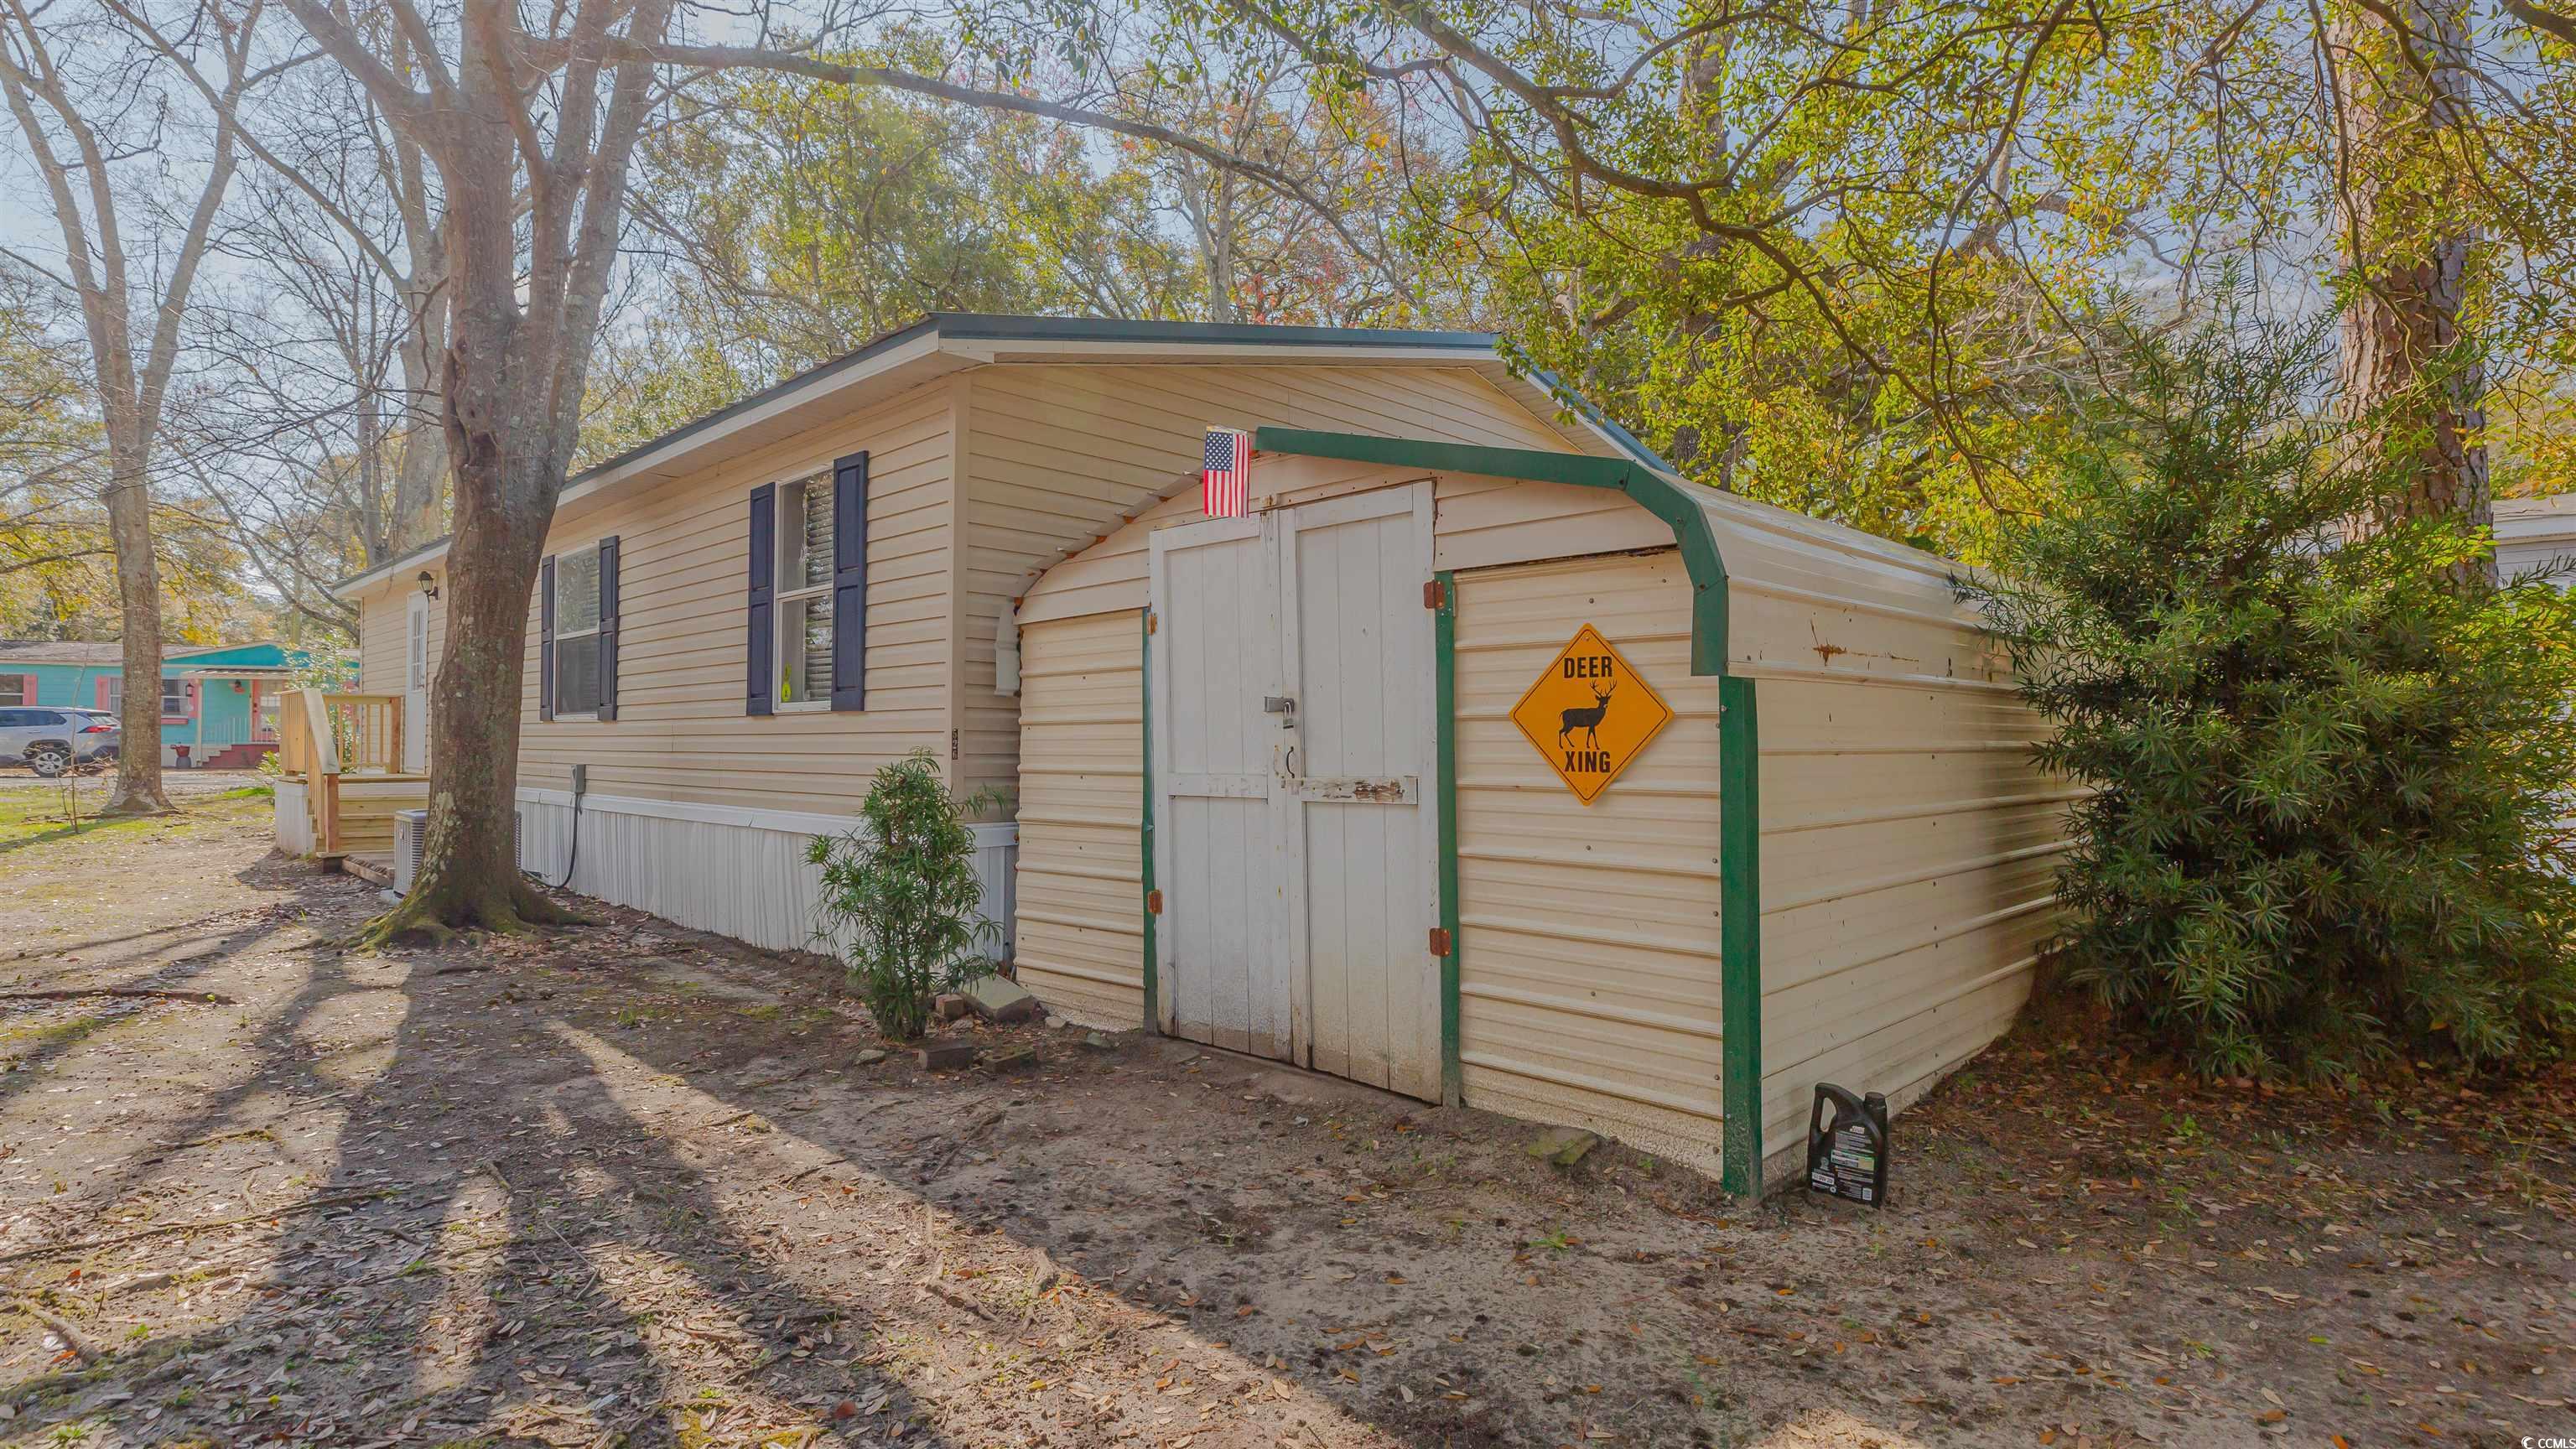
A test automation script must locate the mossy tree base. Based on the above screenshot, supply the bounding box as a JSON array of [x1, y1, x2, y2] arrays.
[[355, 868, 589, 948]]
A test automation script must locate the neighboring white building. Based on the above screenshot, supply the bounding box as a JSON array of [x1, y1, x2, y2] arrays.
[[2497, 496, 2576, 588]]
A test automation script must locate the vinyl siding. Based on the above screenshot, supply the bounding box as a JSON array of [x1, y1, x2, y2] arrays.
[[2497, 496, 2576, 587], [516, 385, 955, 813], [1009, 609, 1146, 1027], [959, 365, 1612, 805], [1011, 470, 1711, 1148], [1451, 553, 1727, 1174], [1708, 494, 2065, 1189], [353, 564, 448, 701]]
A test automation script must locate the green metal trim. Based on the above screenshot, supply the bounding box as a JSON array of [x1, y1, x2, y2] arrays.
[[1433, 569, 1464, 1108], [1251, 428, 1730, 678], [1256, 425, 1768, 1201], [1717, 674, 1765, 1197], [1139, 605, 1158, 1031]]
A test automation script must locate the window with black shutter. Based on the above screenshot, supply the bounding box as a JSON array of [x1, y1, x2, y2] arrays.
[[548, 540, 613, 719], [752, 460, 865, 714]]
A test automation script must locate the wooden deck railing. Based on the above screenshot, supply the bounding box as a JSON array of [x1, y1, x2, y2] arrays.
[[278, 688, 421, 857]]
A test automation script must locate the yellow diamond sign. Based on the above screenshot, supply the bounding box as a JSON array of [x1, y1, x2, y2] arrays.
[[1509, 624, 1675, 805]]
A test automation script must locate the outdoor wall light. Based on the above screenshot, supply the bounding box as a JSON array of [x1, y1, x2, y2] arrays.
[[418, 570, 440, 600]]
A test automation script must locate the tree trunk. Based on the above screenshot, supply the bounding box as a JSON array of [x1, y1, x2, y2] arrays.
[[390, 263, 449, 549], [361, 443, 578, 941], [101, 439, 169, 815], [2331, 0, 2493, 578], [358, 132, 579, 941]]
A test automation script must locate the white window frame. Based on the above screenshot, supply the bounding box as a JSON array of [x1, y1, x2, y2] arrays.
[[773, 473, 834, 713], [102, 676, 122, 714], [160, 676, 186, 718], [553, 541, 605, 722], [0, 675, 23, 707]]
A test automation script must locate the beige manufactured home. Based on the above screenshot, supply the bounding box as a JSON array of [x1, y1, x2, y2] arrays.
[[327, 316, 1633, 937], [317, 314, 2062, 1196]]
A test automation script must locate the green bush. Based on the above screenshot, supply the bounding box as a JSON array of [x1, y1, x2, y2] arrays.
[[1961, 314, 2576, 1079], [807, 752, 1000, 1041]]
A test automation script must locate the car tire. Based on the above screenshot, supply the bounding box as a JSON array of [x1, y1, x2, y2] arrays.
[[27, 744, 70, 778]]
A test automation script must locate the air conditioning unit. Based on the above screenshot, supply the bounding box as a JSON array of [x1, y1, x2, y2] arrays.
[[392, 809, 428, 895], [392, 808, 527, 896]]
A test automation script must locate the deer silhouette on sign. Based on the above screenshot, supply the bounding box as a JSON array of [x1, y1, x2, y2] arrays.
[[1558, 678, 1617, 750]]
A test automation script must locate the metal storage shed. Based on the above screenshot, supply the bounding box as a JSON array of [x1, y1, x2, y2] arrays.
[[1005, 428, 2068, 1196]]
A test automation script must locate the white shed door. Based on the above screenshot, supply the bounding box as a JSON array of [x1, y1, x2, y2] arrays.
[[1150, 513, 1287, 1059], [1149, 484, 1440, 1100]]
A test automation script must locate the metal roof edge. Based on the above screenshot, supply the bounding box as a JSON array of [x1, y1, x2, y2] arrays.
[[329, 535, 455, 600], [330, 319, 1597, 598]]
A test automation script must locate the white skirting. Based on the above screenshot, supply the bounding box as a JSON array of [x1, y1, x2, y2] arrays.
[[513, 787, 1017, 958], [273, 780, 313, 856]]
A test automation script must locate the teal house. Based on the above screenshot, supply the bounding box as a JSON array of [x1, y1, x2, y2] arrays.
[[0, 641, 347, 769]]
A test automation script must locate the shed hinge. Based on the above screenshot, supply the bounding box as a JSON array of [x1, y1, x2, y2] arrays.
[[1427, 926, 1451, 956], [1145, 888, 1164, 915], [1146, 610, 1158, 635], [1422, 578, 1446, 610], [950, 728, 960, 761]]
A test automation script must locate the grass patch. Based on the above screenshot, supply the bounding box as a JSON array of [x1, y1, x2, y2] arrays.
[[0, 786, 269, 854]]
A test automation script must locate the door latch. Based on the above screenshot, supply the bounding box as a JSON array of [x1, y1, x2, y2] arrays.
[[1263, 696, 1296, 714]]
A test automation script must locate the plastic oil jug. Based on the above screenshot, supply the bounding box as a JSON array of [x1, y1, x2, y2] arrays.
[[1805, 1083, 1889, 1207]]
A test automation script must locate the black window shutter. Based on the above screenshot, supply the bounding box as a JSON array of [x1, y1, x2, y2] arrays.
[[746, 483, 775, 716], [596, 536, 621, 722], [830, 452, 868, 712], [538, 554, 557, 723]]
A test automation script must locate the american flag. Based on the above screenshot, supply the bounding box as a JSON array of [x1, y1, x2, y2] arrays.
[[1202, 427, 1251, 517]]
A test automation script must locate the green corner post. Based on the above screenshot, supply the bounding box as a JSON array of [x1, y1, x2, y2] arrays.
[[1717, 673, 1764, 1198], [1139, 605, 1158, 1031], [1434, 569, 1464, 1108]]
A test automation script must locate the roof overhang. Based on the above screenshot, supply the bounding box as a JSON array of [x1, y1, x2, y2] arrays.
[[330, 314, 1660, 600]]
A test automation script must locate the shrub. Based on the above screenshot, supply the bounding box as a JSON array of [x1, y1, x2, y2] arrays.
[[1960, 312, 2576, 1080], [808, 752, 1001, 1040]]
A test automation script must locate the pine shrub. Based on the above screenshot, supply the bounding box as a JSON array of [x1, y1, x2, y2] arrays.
[[808, 752, 1000, 1041], [1961, 316, 2576, 1079]]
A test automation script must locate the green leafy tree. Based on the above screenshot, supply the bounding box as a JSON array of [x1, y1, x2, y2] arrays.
[[808, 753, 1002, 1041], [1961, 309, 2576, 1079]]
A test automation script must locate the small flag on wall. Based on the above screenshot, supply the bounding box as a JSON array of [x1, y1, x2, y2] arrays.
[[1202, 426, 1251, 517]]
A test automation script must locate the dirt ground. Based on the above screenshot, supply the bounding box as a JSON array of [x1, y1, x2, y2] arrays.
[[2, 797, 2569, 1449]]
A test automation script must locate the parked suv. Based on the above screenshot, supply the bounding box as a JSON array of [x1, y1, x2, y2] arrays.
[[0, 708, 117, 777], [61, 710, 120, 766]]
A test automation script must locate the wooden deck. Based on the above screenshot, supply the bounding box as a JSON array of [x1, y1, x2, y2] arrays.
[[280, 768, 431, 860], [273, 688, 427, 860]]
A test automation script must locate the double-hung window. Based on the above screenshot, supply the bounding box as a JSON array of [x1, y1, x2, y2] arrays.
[[746, 451, 864, 717], [0, 675, 23, 707], [774, 473, 834, 709], [553, 543, 605, 719], [540, 537, 618, 723], [161, 677, 188, 718], [102, 677, 122, 714]]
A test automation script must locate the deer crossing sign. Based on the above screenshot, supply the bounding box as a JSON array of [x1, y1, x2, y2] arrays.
[[1507, 624, 1676, 804]]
